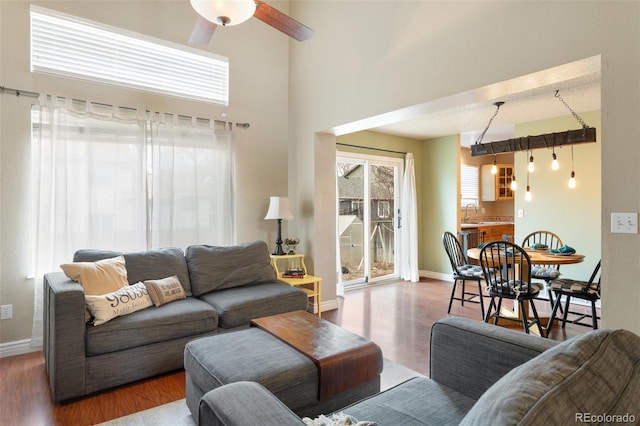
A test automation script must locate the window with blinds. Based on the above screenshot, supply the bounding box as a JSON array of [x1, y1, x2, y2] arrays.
[[30, 6, 229, 105], [460, 164, 479, 208]]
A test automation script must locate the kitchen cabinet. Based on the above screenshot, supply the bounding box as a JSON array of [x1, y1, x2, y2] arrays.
[[481, 164, 514, 201], [478, 224, 514, 242]]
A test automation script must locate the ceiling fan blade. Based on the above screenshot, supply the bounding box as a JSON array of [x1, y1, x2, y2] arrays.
[[253, 0, 314, 41], [189, 16, 217, 44]]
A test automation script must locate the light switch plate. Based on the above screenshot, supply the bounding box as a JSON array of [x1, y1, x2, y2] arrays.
[[611, 212, 638, 234]]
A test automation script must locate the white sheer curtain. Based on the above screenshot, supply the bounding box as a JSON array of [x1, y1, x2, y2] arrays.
[[30, 98, 147, 346], [31, 100, 235, 347], [401, 153, 419, 282], [149, 114, 236, 248]]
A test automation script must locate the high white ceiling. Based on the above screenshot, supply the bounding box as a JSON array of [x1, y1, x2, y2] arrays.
[[333, 56, 601, 146]]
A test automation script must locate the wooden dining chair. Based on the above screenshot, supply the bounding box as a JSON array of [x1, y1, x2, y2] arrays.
[[521, 231, 563, 312], [442, 231, 485, 320], [547, 261, 601, 330], [479, 241, 545, 336]]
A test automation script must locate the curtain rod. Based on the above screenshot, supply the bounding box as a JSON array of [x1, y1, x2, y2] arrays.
[[336, 142, 407, 155], [0, 84, 250, 129], [1, 85, 40, 98]]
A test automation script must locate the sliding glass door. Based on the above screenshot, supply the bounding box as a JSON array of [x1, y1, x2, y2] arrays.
[[337, 152, 403, 287]]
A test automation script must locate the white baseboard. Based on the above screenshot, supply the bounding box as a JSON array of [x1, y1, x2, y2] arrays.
[[0, 339, 40, 358], [419, 270, 453, 282], [320, 298, 339, 312]]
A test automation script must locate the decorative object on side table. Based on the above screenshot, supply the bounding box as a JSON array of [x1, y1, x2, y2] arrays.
[[283, 267, 305, 278], [284, 237, 300, 254], [264, 196, 294, 255]]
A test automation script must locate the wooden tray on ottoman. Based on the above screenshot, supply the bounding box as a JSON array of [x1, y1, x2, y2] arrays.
[[251, 310, 381, 400]]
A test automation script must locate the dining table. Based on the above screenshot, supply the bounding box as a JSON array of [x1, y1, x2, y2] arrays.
[[466, 247, 585, 267], [466, 246, 585, 336]]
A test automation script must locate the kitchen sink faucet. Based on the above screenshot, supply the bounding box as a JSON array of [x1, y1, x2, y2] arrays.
[[464, 204, 478, 223]]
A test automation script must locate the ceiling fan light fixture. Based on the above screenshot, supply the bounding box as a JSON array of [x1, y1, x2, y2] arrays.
[[190, 0, 256, 26]]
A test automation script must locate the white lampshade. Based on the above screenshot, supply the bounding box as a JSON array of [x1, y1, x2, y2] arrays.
[[264, 196, 294, 220], [190, 0, 256, 26]]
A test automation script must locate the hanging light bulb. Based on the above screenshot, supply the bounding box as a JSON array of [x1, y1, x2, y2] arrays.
[[491, 156, 497, 175], [528, 151, 535, 173], [525, 185, 532, 201], [510, 174, 517, 191], [551, 147, 559, 170], [568, 146, 576, 188]]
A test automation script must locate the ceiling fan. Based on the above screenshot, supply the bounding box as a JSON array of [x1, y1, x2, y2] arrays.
[[188, 0, 314, 44]]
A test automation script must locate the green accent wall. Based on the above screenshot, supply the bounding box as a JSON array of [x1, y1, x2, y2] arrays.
[[513, 110, 601, 279], [421, 135, 459, 274]]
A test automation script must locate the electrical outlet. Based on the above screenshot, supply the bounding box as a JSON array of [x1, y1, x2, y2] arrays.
[[1, 305, 12, 320], [517, 209, 524, 218]]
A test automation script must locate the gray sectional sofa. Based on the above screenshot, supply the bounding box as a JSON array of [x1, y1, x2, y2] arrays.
[[200, 317, 640, 425], [43, 240, 309, 403]]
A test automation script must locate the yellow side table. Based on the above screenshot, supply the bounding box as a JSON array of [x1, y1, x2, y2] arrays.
[[270, 254, 322, 317]]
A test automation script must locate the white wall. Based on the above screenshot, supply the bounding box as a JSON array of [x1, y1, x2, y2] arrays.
[[289, 1, 640, 334], [0, 0, 292, 347]]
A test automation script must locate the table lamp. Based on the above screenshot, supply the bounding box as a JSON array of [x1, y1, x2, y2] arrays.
[[264, 196, 294, 255]]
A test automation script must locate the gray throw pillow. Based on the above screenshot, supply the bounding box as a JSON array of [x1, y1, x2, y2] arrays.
[[186, 241, 276, 297], [460, 328, 640, 425], [74, 247, 192, 296]]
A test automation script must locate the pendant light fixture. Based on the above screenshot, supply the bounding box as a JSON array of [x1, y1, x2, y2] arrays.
[[525, 168, 532, 201], [551, 146, 560, 170], [470, 91, 595, 158], [510, 174, 518, 191], [491, 155, 497, 174], [568, 145, 576, 188], [528, 150, 535, 173]]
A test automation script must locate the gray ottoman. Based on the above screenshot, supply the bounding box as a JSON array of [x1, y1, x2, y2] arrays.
[[184, 327, 383, 423]]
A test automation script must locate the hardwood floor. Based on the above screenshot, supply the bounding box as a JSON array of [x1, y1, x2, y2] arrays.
[[1, 278, 591, 425], [322, 277, 589, 375], [0, 352, 185, 426]]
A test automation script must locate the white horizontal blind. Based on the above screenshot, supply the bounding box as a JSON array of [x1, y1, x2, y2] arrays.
[[460, 164, 479, 207], [30, 6, 229, 105]]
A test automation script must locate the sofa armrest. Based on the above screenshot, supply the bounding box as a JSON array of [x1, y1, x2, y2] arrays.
[[43, 272, 88, 402], [200, 381, 305, 426], [430, 317, 558, 400]]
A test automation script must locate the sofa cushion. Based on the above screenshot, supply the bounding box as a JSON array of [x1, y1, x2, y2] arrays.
[[144, 275, 187, 307], [74, 247, 193, 296], [85, 297, 218, 356], [460, 328, 640, 425], [60, 255, 128, 295], [198, 283, 308, 329], [85, 282, 153, 325], [339, 377, 475, 426], [186, 241, 276, 297]]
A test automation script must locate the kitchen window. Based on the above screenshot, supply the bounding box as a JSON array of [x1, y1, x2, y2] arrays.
[[460, 164, 479, 208]]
